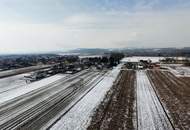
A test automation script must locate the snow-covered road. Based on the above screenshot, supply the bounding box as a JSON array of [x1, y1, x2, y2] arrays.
[[137, 71, 173, 130]]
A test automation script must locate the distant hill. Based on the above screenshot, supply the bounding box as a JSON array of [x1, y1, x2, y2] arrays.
[[120, 47, 190, 57], [67, 47, 190, 57], [68, 48, 111, 55]]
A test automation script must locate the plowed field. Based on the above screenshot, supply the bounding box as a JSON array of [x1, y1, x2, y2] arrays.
[[147, 70, 190, 130]]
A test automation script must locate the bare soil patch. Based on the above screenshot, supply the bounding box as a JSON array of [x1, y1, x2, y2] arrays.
[[87, 70, 136, 130]]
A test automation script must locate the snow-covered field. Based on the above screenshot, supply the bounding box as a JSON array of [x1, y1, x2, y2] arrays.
[[0, 69, 102, 129], [0, 65, 52, 78], [50, 65, 122, 130], [162, 64, 190, 77], [1, 63, 187, 129], [0, 73, 31, 93], [121, 56, 187, 63], [137, 71, 173, 130], [121, 56, 165, 63], [0, 74, 66, 104]]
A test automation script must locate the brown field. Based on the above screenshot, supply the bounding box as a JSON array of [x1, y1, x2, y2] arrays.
[[87, 70, 136, 130], [147, 70, 190, 130], [87, 69, 190, 130], [180, 77, 190, 85]]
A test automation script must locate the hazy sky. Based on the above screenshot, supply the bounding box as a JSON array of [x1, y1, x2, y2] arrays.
[[0, 0, 190, 53]]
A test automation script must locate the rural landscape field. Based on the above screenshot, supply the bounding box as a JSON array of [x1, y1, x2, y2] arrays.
[[0, 0, 190, 130], [0, 53, 189, 130]]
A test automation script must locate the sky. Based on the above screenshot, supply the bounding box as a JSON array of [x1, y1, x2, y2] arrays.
[[0, 0, 190, 53]]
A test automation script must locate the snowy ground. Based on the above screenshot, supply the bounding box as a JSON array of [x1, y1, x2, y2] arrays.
[[1, 64, 184, 129], [0, 74, 66, 104], [0, 65, 52, 78], [0, 70, 101, 129], [50, 67, 175, 130], [137, 71, 173, 130], [50, 65, 122, 130], [0, 73, 31, 93], [162, 64, 190, 77], [121, 56, 165, 63]]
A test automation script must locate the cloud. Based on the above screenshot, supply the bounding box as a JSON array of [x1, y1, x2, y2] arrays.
[[0, 8, 190, 53], [0, 0, 190, 53]]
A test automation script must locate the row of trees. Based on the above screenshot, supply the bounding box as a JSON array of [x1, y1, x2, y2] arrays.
[[82, 52, 125, 68]]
